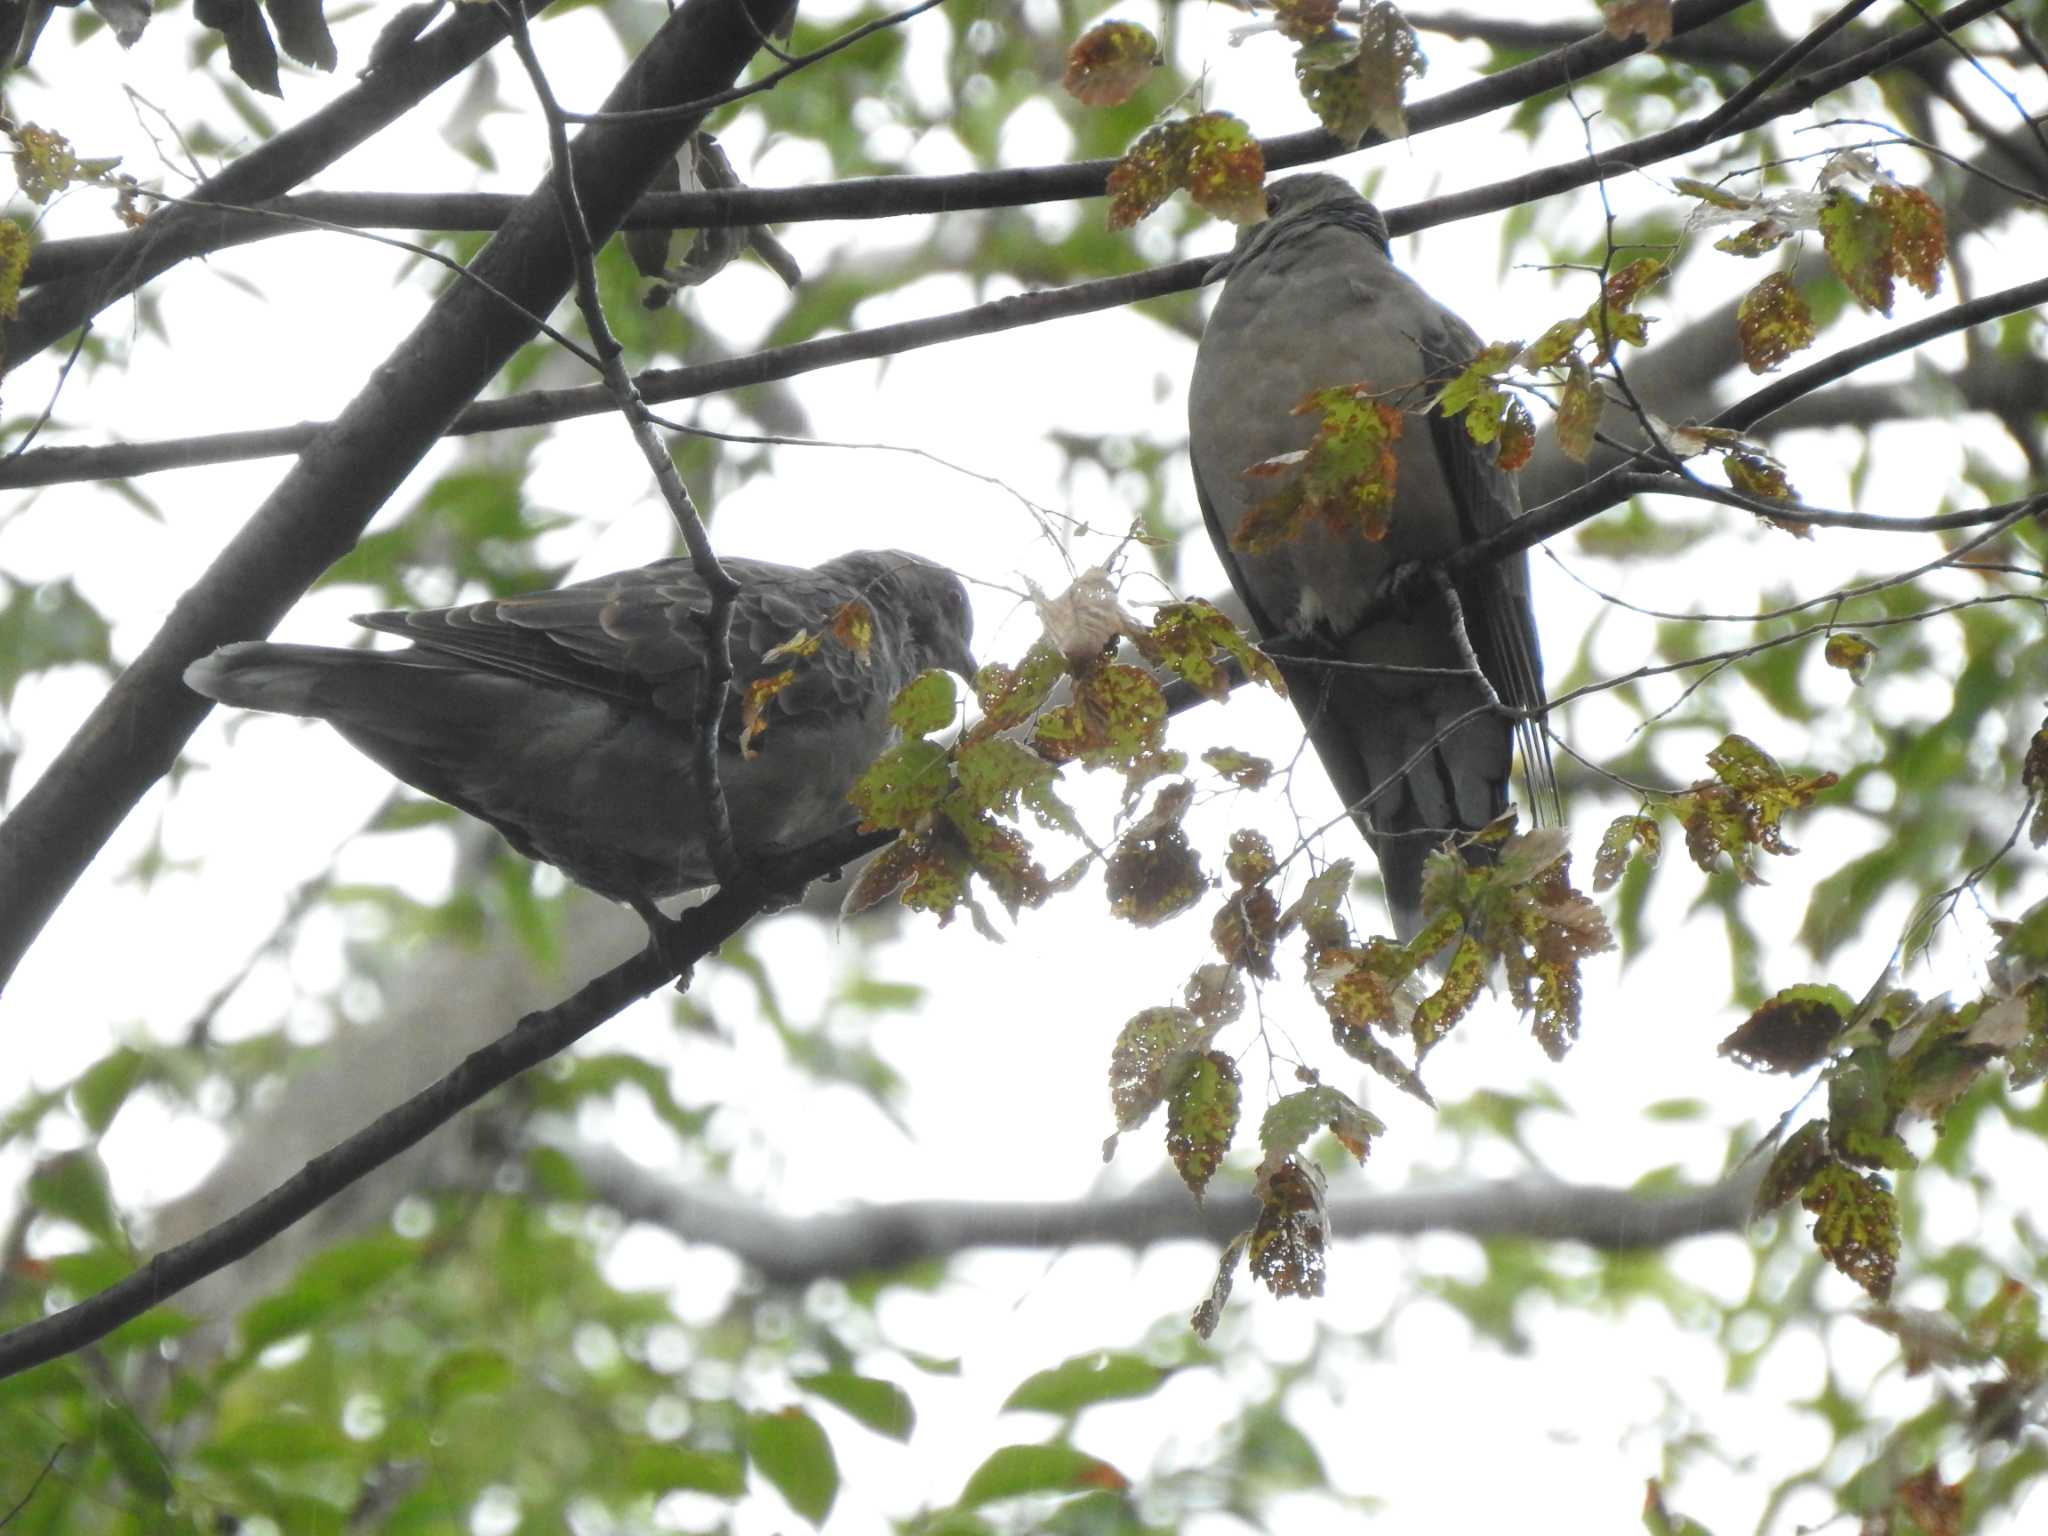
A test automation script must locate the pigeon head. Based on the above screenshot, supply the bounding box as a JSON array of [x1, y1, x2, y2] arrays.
[[1219, 174, 1391, 278], [823, 549, 978, 681]]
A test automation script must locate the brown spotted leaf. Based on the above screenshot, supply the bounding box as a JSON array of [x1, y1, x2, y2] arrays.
[[1106, 781, 1209, 926], [1872, 181, 1946, 297], [1410, 935, 1487, 1057], [1248, 1154, 1328, 1298], [829, 599, 875, 662], [889, 669, 957, 737], [739, 669, 799, 758], [1675, 734, 1838, 884], [1720, 983, 1855, 1073], [1167, 1050, 1241, 1200], [1270, 0, 1339, 41], [1259, 1084, 1385, 1165], [1234, 385, 1404, 552], [1554, 355, 1603, 463], [0, 220, 26, 321], [1031, 662, 1167, 770], [1225, 829, 1278, 888], [1819, 187, 1896, 314], [1736, 274, 1815, 374], [973, 640, 1066, 734], [2026, 720, 2048, 849], [1592, 813, 1660, 892], [1108, 1006, 1221, 1133], [1754, 1120, 1831, 1215], [848, 739, 951, 830], [1063, 20, 1162, 108], [1190, 1232, 1248, 1339], [1185, 962, 1246, 1025], [1823, 631, 1876, 685], [947, 803, 1051, 919], [1802, 1161, 1900, 1299], [1293, 3, 1425, 147], [1202, 747, 1273, 789], [1213, 888, 1281, 979], [1725, 447, 1798, 508], [1180, 112, 1268, 225], [1602, 0, 1672, 47], [1139, 598, 1284, 700]]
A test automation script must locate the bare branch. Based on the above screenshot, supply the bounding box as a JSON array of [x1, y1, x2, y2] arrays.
[[0, 819, 890, 1381], [572, 1147, 1763, 1288]]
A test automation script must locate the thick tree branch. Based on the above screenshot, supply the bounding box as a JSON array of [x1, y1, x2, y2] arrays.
[[0, 0, 790, 993], [0, 820, 890, 1380], [572, 1147, 1763, 1287]]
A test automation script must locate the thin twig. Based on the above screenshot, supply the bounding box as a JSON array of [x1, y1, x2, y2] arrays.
[[497, 1, 742, 886], [1700, 0, 1884, 135]]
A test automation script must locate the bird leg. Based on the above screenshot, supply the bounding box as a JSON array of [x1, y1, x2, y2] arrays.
[[628, 895, 696, 992]]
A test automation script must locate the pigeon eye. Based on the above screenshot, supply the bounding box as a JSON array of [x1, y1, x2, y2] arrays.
[[1265, 189, 1279, 216]]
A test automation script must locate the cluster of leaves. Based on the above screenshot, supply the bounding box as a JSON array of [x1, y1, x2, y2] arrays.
[[1680, 153, 1949, 374], [1725, 894, 2048, 1299], [1594, 733, 1839, 895], [846, 582, 1279, 938]]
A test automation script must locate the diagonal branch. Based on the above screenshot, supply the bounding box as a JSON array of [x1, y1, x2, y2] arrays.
[[0, 820, 891, 1380]]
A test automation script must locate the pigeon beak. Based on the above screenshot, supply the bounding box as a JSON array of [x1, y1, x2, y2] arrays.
[[949, 641, 980, 683]]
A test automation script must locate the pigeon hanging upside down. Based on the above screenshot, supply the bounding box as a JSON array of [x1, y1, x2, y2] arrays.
[[184, 550, 977, 912], [1188, 174, 1554, 941]]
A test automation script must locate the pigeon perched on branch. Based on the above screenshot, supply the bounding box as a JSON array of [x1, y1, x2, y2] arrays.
[[1188, 173, 1553, 940], [185, 550, 976, 908]]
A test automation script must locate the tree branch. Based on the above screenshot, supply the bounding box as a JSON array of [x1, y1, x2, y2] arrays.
[[0, 820, 889, 1380], [571, 1146, 1763, 1288], [18, 0, 1755, 304]]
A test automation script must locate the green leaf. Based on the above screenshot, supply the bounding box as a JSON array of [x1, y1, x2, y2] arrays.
[[428, 1346, 516, 1411], [96, 1398, 172, 1504], [28, 1151, 123, 1248], [627, 1444, 747, 1498], [796, 1371, 915, 1441], [748, 1407, 839, 1526], [959, 1442, 1129, 1505], [201, 1415, 350, 1468], [890, 669, 958, 736], [238, 1233, 419, 1352], [72, 1047, 148, 1134], [1002, 1352, 1166, 1416]]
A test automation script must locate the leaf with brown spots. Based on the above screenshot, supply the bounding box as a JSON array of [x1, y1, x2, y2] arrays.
[[1234, 384, 1404, 551], [1190, 1232, 1248, 1339], [1675, 734, 1837, 883], [1213, 887, 1281, 979], [1167, 1050, 1241, 1200], [1802, 1161, 1899, 1299], [1248, 1154, 1329, 1298], [1720, 983, 1854, 1073], [1592, 813, 1660, 892], [1736, 274, 1815, 374], [1106, 781, 1209, 927], [1202, 747, 1273, 789], [1602, 0, 1672, 47], [828, 599, 875, 662], [739, 669, 799, 758], [1107, 1006, 1222, 1135], [1062, 20, 1162, 108], [1293, 3, 1426, 147]]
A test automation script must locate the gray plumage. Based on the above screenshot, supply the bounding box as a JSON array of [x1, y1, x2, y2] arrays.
[[1188, 174, 1553, 940], [184, 550, 976, 904]]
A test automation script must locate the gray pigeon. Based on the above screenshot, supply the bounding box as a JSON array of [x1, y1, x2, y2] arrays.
[[1188, 173, 1553, 940], [184, 550, 976, 910]]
